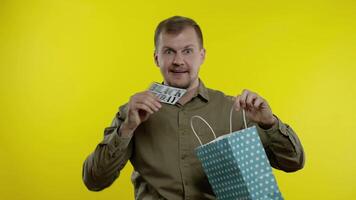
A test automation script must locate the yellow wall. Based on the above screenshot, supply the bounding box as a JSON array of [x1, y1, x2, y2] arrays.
[[1, 0, 355, 199]]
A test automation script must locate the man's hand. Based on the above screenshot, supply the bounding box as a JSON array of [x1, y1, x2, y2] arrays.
[[120, 91, 162, 137], [234, 89, 276, 129]]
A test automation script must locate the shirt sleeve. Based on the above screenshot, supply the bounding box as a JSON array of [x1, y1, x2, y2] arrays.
[[251, 115, 305, 172], [82, 104, 133, 191]]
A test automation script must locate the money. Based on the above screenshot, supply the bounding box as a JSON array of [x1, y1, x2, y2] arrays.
[[148, 82, 187, 105]]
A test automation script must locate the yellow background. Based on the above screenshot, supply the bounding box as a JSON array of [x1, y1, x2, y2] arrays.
[[1, 0, 355, 199]]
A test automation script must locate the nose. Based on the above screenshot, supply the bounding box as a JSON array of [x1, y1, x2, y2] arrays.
[[172, 52, 184, 66]]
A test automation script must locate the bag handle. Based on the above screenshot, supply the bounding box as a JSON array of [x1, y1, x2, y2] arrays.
[[230, 107, 247, 133], [191, 106, 247, 146], [190, 115, 217, 146]]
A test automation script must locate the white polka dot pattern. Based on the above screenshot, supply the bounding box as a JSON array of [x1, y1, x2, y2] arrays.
[[196, 126, 284, 200]]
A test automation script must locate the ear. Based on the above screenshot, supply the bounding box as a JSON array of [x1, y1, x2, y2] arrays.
[[154, 51, 160, 67], [200, 48, 206, 64]]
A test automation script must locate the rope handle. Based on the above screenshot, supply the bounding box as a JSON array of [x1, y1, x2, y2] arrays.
[[190, 115, 217, 146], [191, 106, 248, 147], [230, 107, 247, 133]]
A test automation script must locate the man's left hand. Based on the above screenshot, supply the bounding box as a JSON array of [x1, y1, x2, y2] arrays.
[[234, 89, 276, 129]]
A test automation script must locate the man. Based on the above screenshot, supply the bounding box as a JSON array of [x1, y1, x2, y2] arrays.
[[83, 16, 305, 200]]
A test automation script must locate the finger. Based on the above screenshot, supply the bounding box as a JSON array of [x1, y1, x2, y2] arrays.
[[147, 93, 162, 109], [135, 103, 154, 114], [253, 97, 264, 109], [234, 95, 241, 111], [246, 92, 258, 108], [239, 89, 249, 109], [141, 97, 161, 112], [140, 91, 162, 109], [130, 93, 157, 114], [150, 95, 162, 108], [147, 91, 162, 102], [153, 100, 162, 109]]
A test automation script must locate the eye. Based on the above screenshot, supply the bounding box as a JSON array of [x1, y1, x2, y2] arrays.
[[183, 48, 193, 54], [164, 49, 174, 54]]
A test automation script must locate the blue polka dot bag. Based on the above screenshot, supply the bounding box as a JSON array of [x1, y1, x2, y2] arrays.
[[190, 109, 284, 200]]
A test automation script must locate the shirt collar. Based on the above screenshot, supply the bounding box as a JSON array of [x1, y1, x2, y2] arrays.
[[160, 79, 210, 102], [196, 79, 210, 102]]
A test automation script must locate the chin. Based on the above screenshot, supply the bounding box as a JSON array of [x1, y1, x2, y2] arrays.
[[168, 80, 191, 89]]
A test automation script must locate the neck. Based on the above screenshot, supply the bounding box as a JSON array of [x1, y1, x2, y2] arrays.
[[177, 79, 199, 105], [186, 78, 199, 92]]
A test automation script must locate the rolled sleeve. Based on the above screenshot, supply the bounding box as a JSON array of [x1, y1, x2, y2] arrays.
[[82, 105, 133, 191], [256, 116, 305, 172]]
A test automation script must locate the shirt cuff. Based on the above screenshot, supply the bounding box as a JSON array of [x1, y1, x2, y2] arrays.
[[100, 127, 133, 153], [258, 115, 289, 136]]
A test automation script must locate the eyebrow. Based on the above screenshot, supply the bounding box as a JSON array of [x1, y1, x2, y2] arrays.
[[183, 45, 194, 49], [162, 44, 195, 51]]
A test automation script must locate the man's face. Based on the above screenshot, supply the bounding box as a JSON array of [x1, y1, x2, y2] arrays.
[[154, 27, 205, 89]]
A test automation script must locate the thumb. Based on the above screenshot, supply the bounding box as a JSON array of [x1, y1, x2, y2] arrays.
[[233, 95, 241, 111]]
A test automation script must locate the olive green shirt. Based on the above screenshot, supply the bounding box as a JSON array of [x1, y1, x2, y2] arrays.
[[82, 81, 305, 200]]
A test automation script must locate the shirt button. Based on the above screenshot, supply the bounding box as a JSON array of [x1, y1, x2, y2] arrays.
[[181, 152, 189, 159]]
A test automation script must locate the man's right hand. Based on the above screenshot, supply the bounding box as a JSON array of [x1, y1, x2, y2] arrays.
[[119, 91, 162, 137]]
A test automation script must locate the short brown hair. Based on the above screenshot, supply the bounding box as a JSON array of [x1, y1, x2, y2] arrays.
[[154, 16, 204, 50]]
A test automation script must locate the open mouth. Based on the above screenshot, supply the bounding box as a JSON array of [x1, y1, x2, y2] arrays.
[[170, 70, 188, 74]]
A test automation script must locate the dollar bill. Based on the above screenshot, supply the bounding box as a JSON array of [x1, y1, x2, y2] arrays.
[[148, 82, 187, 105]]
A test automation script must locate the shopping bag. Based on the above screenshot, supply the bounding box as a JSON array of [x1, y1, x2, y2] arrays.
[[190, 109, 283, 200]]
